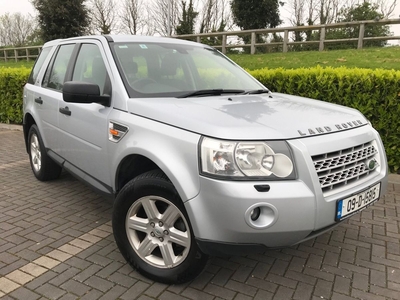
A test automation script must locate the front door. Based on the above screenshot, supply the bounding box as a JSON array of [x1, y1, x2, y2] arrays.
[[57, 42, 113, 190]]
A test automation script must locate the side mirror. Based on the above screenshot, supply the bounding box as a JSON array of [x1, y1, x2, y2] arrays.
[[63, 81, 110, 106]]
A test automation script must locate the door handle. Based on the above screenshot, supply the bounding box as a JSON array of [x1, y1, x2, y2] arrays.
[[59, 106, 71, 116], [34, 97, 43, 104]]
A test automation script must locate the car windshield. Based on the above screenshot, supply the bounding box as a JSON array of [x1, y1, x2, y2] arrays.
[[112, 42, 264, 98]]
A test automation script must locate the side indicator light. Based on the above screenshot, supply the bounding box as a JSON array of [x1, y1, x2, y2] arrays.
[[108, 121, 129, 143], [110, 128, 119, 136]]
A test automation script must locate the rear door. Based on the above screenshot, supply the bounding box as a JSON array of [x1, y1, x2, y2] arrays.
[[24, 46, 56, 148], [38, 44, 77, 151]]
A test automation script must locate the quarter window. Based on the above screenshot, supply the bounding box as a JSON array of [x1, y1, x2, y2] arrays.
[[27, 47, 51, 85]]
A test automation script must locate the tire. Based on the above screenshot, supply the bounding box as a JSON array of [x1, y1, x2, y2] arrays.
[[113, 170, 208, 283], [28, 124, 62, 181]]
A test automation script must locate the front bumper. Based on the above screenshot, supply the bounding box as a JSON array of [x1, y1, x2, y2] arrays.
[[184, 126, 388, 254], [186, 177, 326, 250]]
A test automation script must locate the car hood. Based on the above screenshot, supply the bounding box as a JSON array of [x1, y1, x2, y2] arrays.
[[126, 93, 368, 140]]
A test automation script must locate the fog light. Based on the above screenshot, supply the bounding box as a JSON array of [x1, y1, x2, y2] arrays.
[[250, 207, 261, 221], [245, 203, 278, 229]]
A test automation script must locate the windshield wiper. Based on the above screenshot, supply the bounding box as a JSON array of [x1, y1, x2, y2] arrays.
[[240, 89, 270, 95], [178, 89, 245, 98]]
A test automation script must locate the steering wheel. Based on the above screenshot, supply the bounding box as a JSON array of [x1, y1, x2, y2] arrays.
[[131, 78, 157, 89]]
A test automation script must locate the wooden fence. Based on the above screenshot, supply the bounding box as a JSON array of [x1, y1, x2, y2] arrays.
[[0, 46, 42, 62], [174, 18, 400, 54], [1, 18, 400, 61]]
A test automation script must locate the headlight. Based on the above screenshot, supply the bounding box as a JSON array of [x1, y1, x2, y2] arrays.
[[200, 137, 296, 180]]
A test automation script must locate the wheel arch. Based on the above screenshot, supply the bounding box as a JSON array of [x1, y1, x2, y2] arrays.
[[114, 150, 200, 203], [23, 113, 37, 153], [115, 154, 160, 194]]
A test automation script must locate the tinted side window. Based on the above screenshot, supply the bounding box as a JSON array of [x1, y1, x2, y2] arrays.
[[72, 44, 109, 95], [27, 47, 51, 84], [42, 44, 75, 91]]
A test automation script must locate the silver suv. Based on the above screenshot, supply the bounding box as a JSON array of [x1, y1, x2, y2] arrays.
[[23, 35, 388, 283]]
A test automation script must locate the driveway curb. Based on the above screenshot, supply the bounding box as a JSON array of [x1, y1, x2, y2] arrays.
[[0, 123, 23, 131]]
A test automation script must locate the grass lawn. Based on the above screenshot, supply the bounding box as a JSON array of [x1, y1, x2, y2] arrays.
[[0, 60, 34, 69], [227, 46, 400, 70], [2, 46, 400, 71]]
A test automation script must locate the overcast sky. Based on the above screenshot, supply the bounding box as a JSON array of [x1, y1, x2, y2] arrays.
[[2, 0, 400, 18], [1, 0, 399, 44], [1, 0, 34, 15]]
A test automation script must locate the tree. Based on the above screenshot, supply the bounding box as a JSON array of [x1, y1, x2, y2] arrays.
[[231, 0, 282, 53], [199, 0, 231, 33], [195, 0, 231, 47], [230, 0, 282, 30], [374, 0, 397, 18], [286, 0, 307, 48], [0, 13, 38, 46], [151, 0, 181, 36], [285, 0, 396, 27], [284, 0, 394, 51], [335, 1, 390, 48], [88, 0, 118, 34], [120, 0, 145, 35], [176, 0, 198, 35], [25, 28, 44, 46], [318, 0, 341, 24], [288, 0, 306, 27], [32, 0, 89, 41]]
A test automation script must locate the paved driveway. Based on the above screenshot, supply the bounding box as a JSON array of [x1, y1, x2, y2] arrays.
[[0, 127, 399, 300]]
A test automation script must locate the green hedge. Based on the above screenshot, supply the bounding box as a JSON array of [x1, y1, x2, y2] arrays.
[[0, 67, 30, 124], [0, 66, 398, 172], [250, 66, 399, 172]]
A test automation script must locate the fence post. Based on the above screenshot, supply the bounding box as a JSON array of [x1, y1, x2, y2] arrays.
[[319, 26, 326, 51], [358, 23, 365, 49], [14, 49, 18, 62], [3, 49, 6, 62], [26, 48, 29, 61], [196, 36, 200, 43], [251, 32, 256, 54], [283, 30, 289, 53], [222, 34, 227, 54]]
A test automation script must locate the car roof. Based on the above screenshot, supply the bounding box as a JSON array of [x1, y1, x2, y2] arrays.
[[43, 35, 204, 48]]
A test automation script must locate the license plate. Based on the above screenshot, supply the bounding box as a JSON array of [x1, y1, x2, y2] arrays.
[[336, 183, 381, 221]]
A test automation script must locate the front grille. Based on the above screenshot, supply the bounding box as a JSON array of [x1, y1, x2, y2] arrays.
[[312, 141, 378, 193]]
